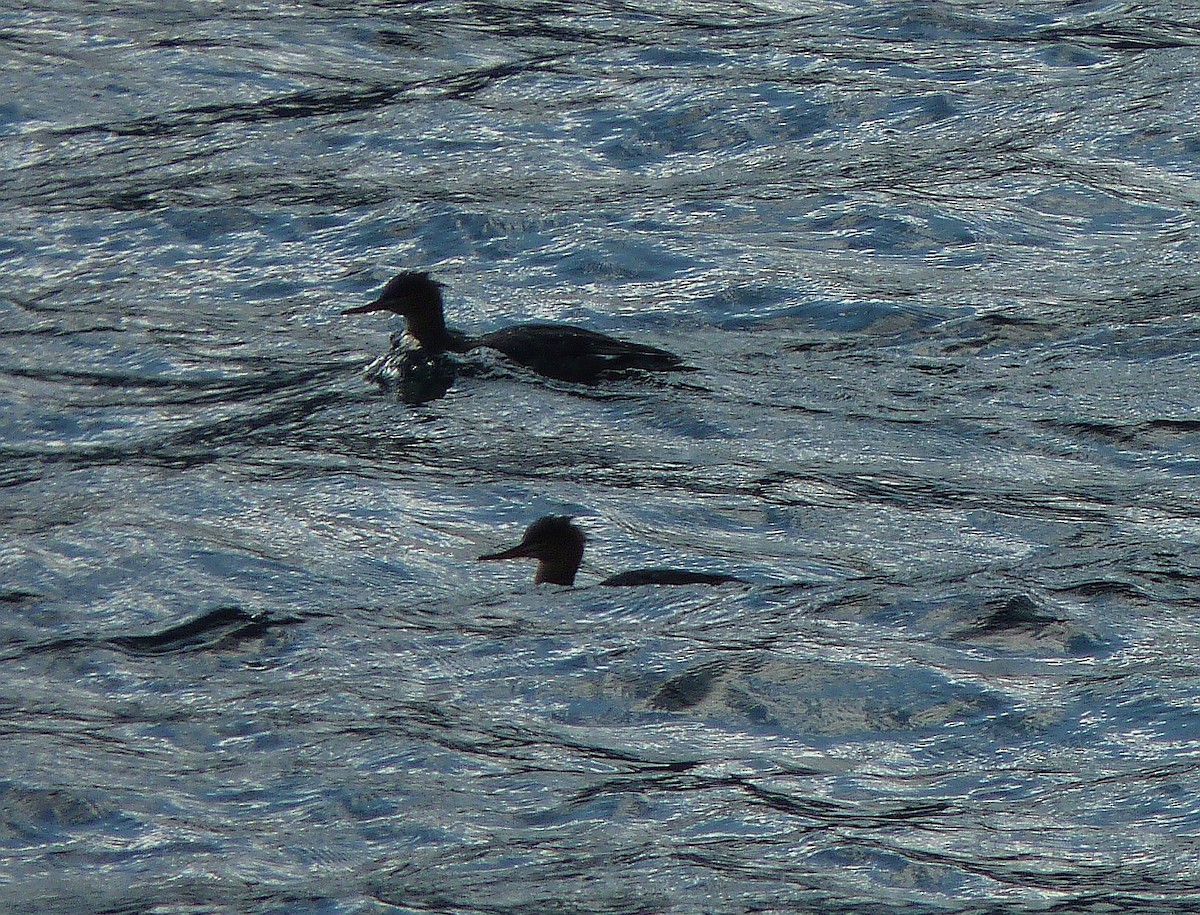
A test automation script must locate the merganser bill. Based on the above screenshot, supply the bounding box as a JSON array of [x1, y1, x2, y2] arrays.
[[479, 515, 742, 587], [344, 271, 693, 384]]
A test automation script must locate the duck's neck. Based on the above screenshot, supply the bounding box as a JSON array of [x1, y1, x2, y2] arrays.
[[404, 309, 456, 353], [535, 559, 578, 587]]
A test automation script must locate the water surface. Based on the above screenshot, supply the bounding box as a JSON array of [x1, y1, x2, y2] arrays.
[[3, 1, 1200, 912]]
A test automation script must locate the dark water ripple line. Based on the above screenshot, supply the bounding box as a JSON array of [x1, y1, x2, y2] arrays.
[[4, 607, 301, 661], [844, 836, 1198, 903], [359, 704, 709, 773], [37, 51, 574, 143], [3, 358, 361, 406], [0, 358, 366, 483], [639, 772, 956, 832], [1024, 19, 1200, 52], [751, 467, 1138, 524], [0, 397, 345, 477]]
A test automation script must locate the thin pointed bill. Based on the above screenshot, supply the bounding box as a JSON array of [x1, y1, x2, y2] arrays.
[[478, 542, 535, 561], [341, 297, 387, 315]]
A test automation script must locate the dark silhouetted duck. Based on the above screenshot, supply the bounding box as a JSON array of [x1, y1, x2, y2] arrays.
[[344, 271, 692, 384], [479, 515, 743, 587]]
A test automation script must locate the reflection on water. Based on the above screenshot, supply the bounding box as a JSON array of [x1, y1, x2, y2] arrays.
[[2, 0, 1200, 911]]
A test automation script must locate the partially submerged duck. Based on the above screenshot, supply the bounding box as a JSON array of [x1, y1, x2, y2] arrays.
[[344, 271, 693, 384], [479, 515, 742, 587]]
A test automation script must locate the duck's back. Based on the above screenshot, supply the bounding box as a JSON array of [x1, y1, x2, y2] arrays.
[[600, 568, 743, 587], [477, 323, 691, 383]]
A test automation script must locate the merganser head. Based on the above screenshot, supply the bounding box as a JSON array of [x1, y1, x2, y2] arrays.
[[479, 515, 586, 586], [345, 271, 456, 351], [343, 271, 445, 317]]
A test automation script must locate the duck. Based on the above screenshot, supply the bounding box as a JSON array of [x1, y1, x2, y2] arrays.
[[344, 271, 693, 384], [479, 515, 742, 586]]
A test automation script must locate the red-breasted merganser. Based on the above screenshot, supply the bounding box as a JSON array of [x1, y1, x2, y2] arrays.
[[344, 271, 693, 384], [479, 515, 743, 586]]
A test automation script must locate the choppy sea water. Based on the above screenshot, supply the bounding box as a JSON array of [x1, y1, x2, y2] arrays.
[[3, 1, 1200, 911]]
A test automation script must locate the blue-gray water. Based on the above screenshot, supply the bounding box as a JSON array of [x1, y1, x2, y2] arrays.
[[3, 1, 1200, 912]]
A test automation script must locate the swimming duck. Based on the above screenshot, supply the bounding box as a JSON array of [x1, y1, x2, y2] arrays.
[[344, 271, 693, 384], [479, 515, 742, 586]]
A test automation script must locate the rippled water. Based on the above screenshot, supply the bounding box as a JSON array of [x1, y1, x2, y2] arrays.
[[3, 1, 1200, 911]]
